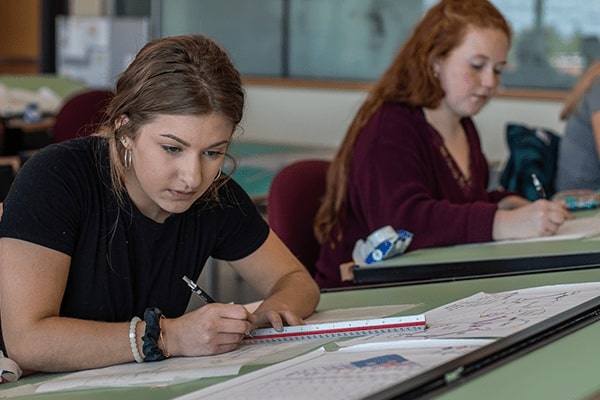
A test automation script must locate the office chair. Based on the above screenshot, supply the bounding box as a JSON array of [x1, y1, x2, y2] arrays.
[[51, 89, 114, 143], [267, 159, 330, 277]]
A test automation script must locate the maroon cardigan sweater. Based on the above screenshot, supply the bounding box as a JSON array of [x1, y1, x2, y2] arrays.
[[315, 103, 513, 288]]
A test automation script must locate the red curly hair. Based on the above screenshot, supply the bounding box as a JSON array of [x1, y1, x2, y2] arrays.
[[314, 0, 512, 246]]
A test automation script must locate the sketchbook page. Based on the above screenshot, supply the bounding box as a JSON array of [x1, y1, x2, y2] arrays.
[[175, 339, 493, 400], [243, 304, 417, 320], [337, 282, 600, 347], [304, 304, 419, 324], [243, 304, 419, 320], [243, 300, 262, 313], [495, 214, 600, 245], [25, 339, 331, 396], [402, 282, 600, 340], [4, 306, 420, 396], [452, 213, 600, 248]]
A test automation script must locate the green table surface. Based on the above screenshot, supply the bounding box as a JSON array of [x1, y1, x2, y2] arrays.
[[4, 267, 600, 400]]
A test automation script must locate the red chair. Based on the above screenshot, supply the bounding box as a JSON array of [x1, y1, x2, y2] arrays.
[[51, 89, 114, 143], [267, 159, 330, 276]]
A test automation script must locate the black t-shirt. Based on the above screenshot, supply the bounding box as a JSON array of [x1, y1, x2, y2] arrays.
[[0, 136, 269, 323]]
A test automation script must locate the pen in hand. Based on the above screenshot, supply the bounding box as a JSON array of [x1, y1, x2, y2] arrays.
[[183, 275, 216, 304], [183, 275, 254, 337], [531, 173, 547, 199]]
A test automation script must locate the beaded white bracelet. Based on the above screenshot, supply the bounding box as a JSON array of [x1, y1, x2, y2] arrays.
[[129, 316, 144, 363]]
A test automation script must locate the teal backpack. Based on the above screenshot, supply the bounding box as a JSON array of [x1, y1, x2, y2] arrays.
[[500, 123, 561, 201]]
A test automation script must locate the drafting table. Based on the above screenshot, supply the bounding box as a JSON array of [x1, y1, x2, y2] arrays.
[[0, 75, 86, 156], [0, 75, 86, 117], [3, 266, 599, 400], [324, 268, 600, 400], [349, 209, 600, 285]]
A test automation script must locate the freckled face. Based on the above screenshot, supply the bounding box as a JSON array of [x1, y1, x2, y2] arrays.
[[434, 26, 509, 118], [124, 113, 233, 222]]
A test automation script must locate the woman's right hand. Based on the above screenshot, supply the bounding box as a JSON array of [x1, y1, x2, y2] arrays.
[[161, 303, 256, 357], [492, 199, 573, 240]]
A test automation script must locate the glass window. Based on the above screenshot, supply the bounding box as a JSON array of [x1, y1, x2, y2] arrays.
[[288, 0, 422, 81], [159, 0, 283, 76], [154, 0, 600, 91], [487, 0, 600, 90]]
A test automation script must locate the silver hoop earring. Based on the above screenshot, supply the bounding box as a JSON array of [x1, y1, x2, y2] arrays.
[[123, 148, 133, 170], [213, 168, 222, 182]]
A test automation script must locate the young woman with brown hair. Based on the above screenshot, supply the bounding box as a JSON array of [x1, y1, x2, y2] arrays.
[[0, 34, 319, 373]]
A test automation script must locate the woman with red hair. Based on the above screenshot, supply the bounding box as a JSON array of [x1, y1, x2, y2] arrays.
[[314, 0, 571, 288]]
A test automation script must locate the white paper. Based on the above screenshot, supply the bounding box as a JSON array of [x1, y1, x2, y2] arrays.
[[407, 282, 600, 339], [494, 214, 600, 245], [174, 339, 493, 400], [29, 341, 324, 395], [304, 304, 419, 324], [17, 306, 417, 395]]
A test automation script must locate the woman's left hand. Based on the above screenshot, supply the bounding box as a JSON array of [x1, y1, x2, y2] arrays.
[[252, 309, 306, 332]]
